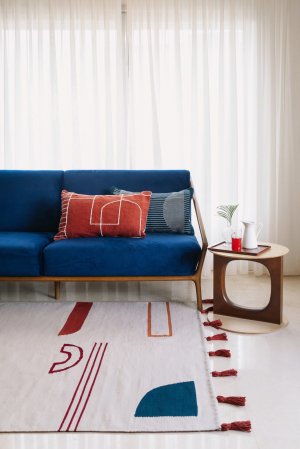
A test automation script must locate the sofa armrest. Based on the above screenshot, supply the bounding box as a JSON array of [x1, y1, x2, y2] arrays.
[[191, 180, 208, 251], [190, 178, 208, 273]]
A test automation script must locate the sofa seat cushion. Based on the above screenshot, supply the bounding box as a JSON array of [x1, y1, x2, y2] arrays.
[[44, 234, 201, 277], [0, 232, 54, 276]]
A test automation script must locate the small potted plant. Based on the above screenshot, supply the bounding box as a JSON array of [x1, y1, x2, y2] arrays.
[[217, 204, 239, 245]]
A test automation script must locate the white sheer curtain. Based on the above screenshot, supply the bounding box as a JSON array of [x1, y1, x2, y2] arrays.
[[126, 0, 300, 275], [0, 0, 127, 169], [0, 0, 299, 274]]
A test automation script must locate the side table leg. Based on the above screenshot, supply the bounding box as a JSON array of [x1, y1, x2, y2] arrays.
[[261, 256, 283, 324], [213, 254, 231, 316], [212, 254, 283, 325]]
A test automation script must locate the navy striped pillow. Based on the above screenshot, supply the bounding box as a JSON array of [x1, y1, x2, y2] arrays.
[[111, 187, 194, 234]]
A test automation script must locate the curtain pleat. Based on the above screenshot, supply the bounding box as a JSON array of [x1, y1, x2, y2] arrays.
[[0, 0, 126, 169]]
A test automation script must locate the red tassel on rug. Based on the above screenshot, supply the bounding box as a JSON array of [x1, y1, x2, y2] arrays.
[[206, 332, 228, 341], [217, 395, 246, 406], [209, 349, 231, 357], [200, 306, 214, 314], [202, 299, 214, 304], [212, 369, 238, 377], [221, 421, 251, 432], [203, 319, 222, 329]]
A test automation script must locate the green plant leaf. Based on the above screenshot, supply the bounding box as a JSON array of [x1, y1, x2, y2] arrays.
[[217, 204, 239, 225]]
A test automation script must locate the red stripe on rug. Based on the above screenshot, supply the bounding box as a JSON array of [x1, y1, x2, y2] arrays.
[[66, 343, 103, 431], [74, 343, 108, 431], [58, 302, 93, 336], [58, 342, 97, 432]]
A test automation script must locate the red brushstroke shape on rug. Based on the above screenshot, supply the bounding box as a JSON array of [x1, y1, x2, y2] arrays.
[[58, 302, 93, 336], [49, 344, 83, 373]]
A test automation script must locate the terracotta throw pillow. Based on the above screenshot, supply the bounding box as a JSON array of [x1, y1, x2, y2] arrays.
[[54, 190, 152, 240]]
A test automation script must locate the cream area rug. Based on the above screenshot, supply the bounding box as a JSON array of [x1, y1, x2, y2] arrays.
[[0, 301, 220, 432]]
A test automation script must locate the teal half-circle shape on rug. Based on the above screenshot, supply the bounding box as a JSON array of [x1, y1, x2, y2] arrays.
[[134, 381, 198, 417]]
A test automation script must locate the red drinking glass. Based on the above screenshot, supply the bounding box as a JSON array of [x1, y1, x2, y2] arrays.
[[231, 229, 242, 252], [231, 237, 242, 252]]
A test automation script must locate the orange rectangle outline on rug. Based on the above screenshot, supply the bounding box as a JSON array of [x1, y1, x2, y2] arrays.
[[147, 302, 173, 337]]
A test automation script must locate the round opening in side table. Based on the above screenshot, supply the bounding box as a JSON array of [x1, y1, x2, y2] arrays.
[[208, 242, 289, 334]]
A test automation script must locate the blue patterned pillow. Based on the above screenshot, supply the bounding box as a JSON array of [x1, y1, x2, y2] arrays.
[[111, 187, 194, 234]]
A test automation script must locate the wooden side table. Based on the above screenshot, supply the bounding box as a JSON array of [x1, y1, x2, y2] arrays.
[[209, 243, 289, 331]]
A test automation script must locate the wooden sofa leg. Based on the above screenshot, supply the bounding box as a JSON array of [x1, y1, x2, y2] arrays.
[[54, 281, 61, 300], [194, 278, 202, 311]]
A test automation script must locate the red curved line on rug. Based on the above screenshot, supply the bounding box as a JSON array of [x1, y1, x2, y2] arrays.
[[74, 343, 108, 431], [147, 302, 173, 337], [49, 344, 83, 374], [58, 302, 93, 336], [66, 343, 103, 431], [58, 342, 97, 432]]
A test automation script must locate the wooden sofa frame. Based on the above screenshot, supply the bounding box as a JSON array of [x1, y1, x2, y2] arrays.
[[0, 181, 208, 310]]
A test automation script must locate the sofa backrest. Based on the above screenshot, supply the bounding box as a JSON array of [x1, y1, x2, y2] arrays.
[[0, 170, 191, 232], [63, 170, 191, 194], [0, 170, 63, 232]]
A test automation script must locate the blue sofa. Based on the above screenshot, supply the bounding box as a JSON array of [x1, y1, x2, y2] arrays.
[[0, 170, 207, 309]]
